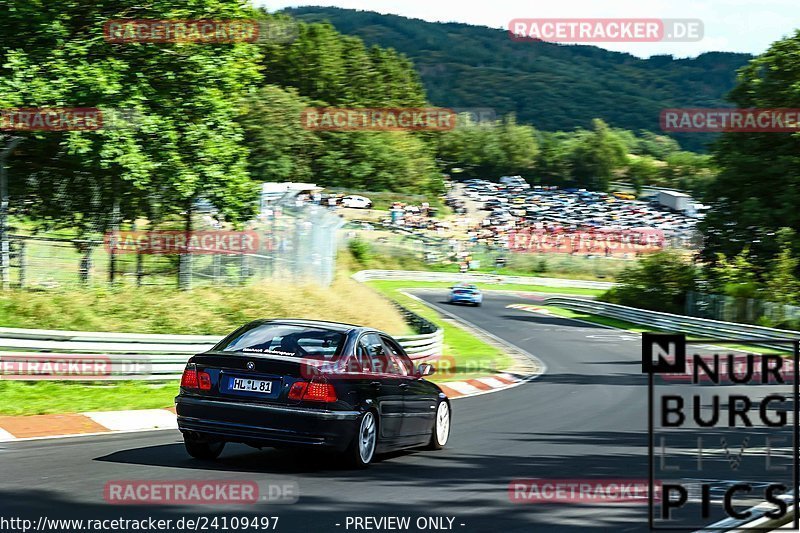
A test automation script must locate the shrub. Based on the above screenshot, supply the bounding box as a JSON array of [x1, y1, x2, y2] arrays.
[[601, 250, 698, 314], [348, 237, 372, 265]]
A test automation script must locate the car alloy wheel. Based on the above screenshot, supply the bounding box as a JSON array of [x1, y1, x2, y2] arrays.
[[435, 401, 450, 447], [358, 411, 377, 464]]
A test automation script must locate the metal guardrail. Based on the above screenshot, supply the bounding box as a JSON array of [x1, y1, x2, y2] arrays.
[[0, 324, 443, 381], [543, 297, 800, 349], [352, 269, 615, 290]]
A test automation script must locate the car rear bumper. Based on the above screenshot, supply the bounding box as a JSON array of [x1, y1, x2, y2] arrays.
[[175, 395, 361, 451]]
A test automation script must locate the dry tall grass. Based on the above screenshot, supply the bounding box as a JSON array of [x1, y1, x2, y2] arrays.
[[0, 276, 409, 335]]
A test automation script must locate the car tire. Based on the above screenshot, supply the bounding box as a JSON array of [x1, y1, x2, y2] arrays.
[[475, 302, 482, 307], [345, 411, 378, 468], [426, 400, 451, 450], [183, 434, 225, 460]]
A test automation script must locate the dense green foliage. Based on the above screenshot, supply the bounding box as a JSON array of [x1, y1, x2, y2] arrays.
[[434, 115, 717, 192], [0, 2, 772, 242], [0, 0, 728, 235], [0, 2, 443, 233], [285, 6, 751, 153], [436, 114, 539, 179], [601, 251, 698, 314], [605, 230, 800, 325], [701, 30, 800, 268], [2, 0, 264, 232], [246, 17, 444, 194], [261, 20, 426, 107]]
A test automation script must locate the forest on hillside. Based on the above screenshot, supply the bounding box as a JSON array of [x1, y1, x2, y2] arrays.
[[285, 6, 752, 152]]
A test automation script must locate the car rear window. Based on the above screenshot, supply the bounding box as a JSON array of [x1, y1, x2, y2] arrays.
[[213, 323, 346, 360]]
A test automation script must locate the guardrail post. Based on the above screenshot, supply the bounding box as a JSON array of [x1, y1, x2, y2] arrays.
[[17, 239, 25, 289], [0, 136, 22, 291], [136, 251, 144, 287], [212, 253, 221, 285], [79, 241, 92, 285]]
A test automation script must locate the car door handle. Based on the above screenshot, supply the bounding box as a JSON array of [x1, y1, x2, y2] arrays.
[[398, 383, 409, 389], [370, 381, 381, 388]]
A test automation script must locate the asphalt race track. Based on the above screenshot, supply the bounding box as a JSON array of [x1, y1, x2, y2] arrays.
[[0, 291, 790, 532]]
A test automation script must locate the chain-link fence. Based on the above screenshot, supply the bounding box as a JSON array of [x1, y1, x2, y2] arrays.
[[3, 199, 344, 289], [345, 223, 633, 279]]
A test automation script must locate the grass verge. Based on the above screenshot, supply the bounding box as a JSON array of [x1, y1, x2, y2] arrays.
[[0, 380, 179, 416], [367, 280, 605, 298]]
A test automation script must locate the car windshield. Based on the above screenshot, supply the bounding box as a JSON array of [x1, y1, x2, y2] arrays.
[[213, 323, 346, 360]]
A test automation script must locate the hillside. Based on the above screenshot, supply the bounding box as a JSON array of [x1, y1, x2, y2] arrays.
[[283, 6, 753, 152]]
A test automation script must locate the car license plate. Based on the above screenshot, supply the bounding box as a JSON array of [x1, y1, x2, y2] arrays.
[[229, 377, 274, 394]]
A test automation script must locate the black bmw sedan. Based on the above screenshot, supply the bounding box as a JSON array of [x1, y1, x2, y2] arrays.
[[175, 319, 451, 468]]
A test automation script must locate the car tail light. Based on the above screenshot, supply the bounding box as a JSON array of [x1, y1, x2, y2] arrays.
[[305, 381, 337, 402], [181, 364, 198, 389], [182, 365, 211, 391], [288, 381, 307, 400], [288, 379, 337, 403], [198, 371, 211, 391]]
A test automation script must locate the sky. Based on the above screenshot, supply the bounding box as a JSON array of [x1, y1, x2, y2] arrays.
[[255, 0, 800, 58]]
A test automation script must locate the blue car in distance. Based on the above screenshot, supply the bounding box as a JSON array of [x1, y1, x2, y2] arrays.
[[448, 284, 483, 306]]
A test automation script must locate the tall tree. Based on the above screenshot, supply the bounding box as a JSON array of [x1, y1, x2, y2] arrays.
[[701, 30, 800, 267], [238, 85, 320, 183], [568, 119, 628, 191], [435, 114, 538, 180], [0, 0, 264, 233]]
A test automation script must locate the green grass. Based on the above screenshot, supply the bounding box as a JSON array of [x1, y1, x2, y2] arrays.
[[363, 255, 626, 282], [367, 280, 606, 298], [0, 380, 179, 416], [366, 281, 514, 382]]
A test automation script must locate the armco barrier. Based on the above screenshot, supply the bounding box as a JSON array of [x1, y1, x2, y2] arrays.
[[0, 323, 443, 381], [543, 297, 800, 348], [352, 269, 615, 290]]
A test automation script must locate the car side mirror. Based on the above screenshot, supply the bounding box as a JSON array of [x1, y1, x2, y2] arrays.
[[416, 363, 435, 377]]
